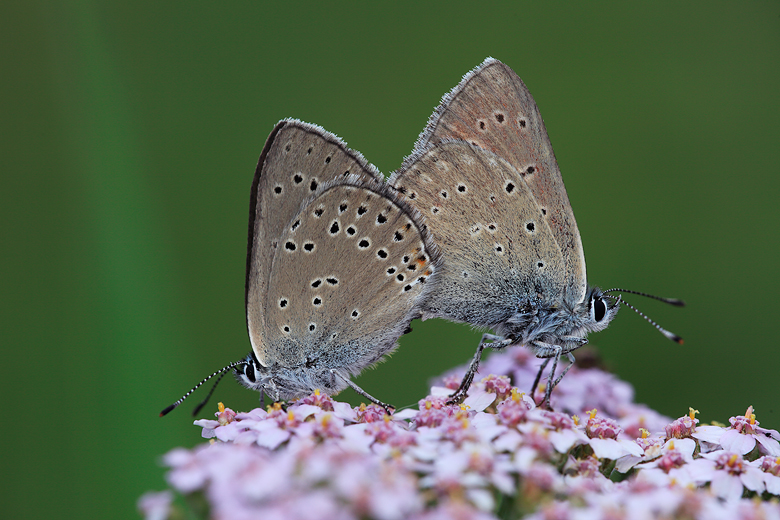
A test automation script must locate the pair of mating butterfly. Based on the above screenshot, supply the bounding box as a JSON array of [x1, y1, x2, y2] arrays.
[[162, 58, 683, 417]]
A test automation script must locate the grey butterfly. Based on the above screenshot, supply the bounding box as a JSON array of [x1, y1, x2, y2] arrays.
[[162, 119, 439, 415], [390, 58, 682, 406]]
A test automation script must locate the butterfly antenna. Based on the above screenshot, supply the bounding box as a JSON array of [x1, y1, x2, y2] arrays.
[[603, 288, 685, 307], [191, 369, 233, 417], [159, 359, 247, 417], [604, 292, 684, 344]]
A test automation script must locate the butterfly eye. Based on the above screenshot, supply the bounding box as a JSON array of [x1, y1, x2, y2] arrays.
[[593, 297, 607, 322], [243, 362, 256, 383]]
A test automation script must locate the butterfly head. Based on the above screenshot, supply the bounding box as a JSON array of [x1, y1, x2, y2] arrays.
[[579, 286, 621, 335], [234, 350, 348, 402]]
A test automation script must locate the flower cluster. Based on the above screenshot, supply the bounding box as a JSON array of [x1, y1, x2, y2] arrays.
[[141, 351, 780, 519]]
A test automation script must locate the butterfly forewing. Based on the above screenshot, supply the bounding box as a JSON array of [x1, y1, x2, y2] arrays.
[[247, 120, 383, 362], [404, 58, 586, 305]]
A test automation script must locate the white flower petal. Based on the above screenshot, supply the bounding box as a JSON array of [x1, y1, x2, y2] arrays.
[[256, 427, 290, 449], [692, 424, 725, 444], [725, 430, 758, 454], [391, 409, 418, 420], [332, 401, 357, 421], [429, 386, 451, 397], [764, 473, 780, 496], [193, 418, 220, 429], [293, 404, 322, 419], [757, 435, 780, 456], [710, 473, 745, 502], [493, 429, 522, 452], [137, 490, 173, 520], [740, 467, 766, 493], [686, 458, 716, 484], [549, 429, 587, 454], [589, 438, 636, 459], [514, 447, 538, 472], [491, 470, 515, 495], [615, 455, 642, 473], [665, 437, 697, 459], [463, 389, 496, 412], [466, 488, 495, 511]]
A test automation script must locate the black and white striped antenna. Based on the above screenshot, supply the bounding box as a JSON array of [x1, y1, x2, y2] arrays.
[[160, 359, 247, 417], [603, 288, 685, 344]]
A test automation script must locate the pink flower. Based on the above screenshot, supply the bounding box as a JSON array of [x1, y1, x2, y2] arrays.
[[194, 402, 241, 439], [585, 409, 622, 440], [148, 353, 780, 518], [537, 410, 588, 454], [636, 432, 667, 459], [294, 389, 335, 411], [308, 412, 345, 440], [440, 374, 462, 391], [563, 454, 602, 478], [690, 423, 727, 453], [615, 429, 668, 473], [137, 490, 172, 520], [584, 409, 643, 459], [462, 386, 500, 412], [480, 374, 512, 402], [752, 456, 780, 496], [163, 446, 209, 493], [665, 408, 699, 439], [618, 405, 673, 440], [414, 395, 461, 428], [251, 406, 308, 449], [721, 406, 780, 456], [688, 450, 765, 501], [635, 438, 698, 487], [515, 422, 556, 460], [356, 403, 389, 423], [411, 498, 497, 520], [496, 389, 532, 427]]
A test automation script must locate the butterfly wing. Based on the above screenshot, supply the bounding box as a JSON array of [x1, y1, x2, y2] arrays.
[[247, 120, 383, 363], [391, 141, 565, 328], [261, 177, 439, 374], [403, 58, 586, 306]]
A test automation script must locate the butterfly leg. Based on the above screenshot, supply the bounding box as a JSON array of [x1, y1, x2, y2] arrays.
[[548, 352, 576, 400], [530, 357, 551, 403], [446, 334, 514, 405], [541, 345, 562, 409], [330, 369, 395, 415], [532, 336, 588, 408]]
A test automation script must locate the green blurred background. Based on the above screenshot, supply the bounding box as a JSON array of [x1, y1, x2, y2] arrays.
[[3, 1, 779, 518]]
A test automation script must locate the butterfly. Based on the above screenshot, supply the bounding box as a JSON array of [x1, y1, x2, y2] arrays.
[[390, 58, 683, 406]]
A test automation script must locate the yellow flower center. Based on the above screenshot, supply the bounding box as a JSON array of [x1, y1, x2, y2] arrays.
[[745, 405, 756, 425]]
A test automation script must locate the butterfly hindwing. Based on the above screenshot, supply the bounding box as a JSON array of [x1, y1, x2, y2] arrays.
[[392, 141, 565, 327], [262, 177, 439, 375]]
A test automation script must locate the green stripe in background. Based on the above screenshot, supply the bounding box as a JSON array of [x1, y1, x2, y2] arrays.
[[4, 1, 186, 516]]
